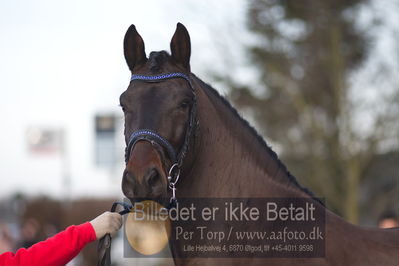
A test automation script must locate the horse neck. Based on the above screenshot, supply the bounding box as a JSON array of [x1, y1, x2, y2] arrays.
[[177, 76, 399, 263], [179, 76, 310, 199]]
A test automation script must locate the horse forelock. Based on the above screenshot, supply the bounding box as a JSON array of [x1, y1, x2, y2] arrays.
[[148, 51, 171, 73]]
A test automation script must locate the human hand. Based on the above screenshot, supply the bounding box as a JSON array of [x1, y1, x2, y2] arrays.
[[90, 211, 122, 240]]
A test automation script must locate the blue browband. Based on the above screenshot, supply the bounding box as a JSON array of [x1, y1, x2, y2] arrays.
[[131, 72, 190, 83], [125, 72, 195, 165]]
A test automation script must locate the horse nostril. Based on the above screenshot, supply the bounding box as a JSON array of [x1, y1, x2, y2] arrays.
[[122, 170, 136, 198], [146, 168, 161, 188]]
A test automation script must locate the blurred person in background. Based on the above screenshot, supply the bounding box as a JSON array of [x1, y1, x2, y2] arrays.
[[19, 218, 40, 249], [0, 211, 121, 266], [378, 210, 399, 228], [0, 222, 14, 253]]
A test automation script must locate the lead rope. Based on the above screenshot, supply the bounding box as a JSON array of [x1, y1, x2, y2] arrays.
[[98, 202, 132, 266]]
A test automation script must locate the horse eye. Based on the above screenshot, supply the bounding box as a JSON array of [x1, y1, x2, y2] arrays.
[[120, 105, 126, 112], [179, 100, 190, 109]]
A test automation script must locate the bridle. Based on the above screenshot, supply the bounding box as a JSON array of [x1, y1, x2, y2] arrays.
[[98, 72, 198, 266], [125, 72, 198, 204]]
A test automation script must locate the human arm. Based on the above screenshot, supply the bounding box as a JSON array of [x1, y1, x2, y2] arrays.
[[0, 211, 122, 266]]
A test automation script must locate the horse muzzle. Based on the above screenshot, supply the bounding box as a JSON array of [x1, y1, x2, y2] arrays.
[[122, 141, 168, 201]]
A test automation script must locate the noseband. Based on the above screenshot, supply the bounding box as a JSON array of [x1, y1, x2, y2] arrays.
[[125, 72, 197, 204]]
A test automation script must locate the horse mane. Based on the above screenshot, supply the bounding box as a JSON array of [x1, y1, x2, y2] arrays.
[[191, 74, 320, 201]]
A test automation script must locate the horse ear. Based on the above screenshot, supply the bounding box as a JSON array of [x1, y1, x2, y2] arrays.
[[170, 23, 191, 71], [124, 25, 147, 72]]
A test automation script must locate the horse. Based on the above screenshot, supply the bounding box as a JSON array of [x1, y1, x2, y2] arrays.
[[119, 23, 399, 265]]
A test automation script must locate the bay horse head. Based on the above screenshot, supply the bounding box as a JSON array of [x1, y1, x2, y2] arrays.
[[120, 23, 197, 204]]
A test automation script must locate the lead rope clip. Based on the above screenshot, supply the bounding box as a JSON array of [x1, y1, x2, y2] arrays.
[[167, 163, 180, 205]]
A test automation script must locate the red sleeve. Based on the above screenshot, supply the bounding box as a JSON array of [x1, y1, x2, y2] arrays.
[[0, 222, 96, 266]]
